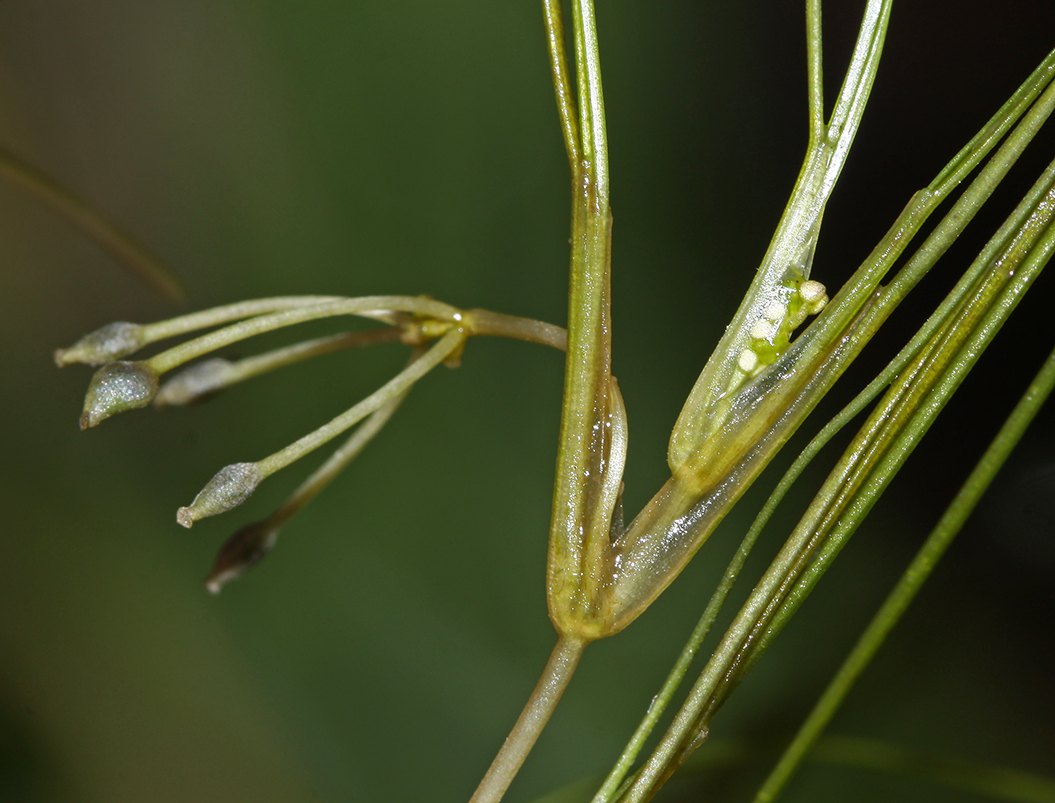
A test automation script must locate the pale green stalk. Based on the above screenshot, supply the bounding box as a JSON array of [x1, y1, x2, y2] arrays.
[[176, 328, 465, 528], [469, 636, 586, 803], [205, 353, 421, 593], [542, 0, 581, 169], [144, 296, 462, 375], [254, 328, 465, 477], [155, 328, 404, 407], [141, 296, 351, 342]]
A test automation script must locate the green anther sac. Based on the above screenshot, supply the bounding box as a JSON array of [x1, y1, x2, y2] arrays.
[[79, 360, 160, 429]]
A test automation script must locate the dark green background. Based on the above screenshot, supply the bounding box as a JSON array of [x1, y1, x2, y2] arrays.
[[1, 2, 1053, 801]]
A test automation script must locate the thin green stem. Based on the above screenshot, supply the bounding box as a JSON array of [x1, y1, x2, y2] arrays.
[[274, 385, 409, 525], [155, 328, 404, 407], [930, 45, 1055, 199], [255, 328, 465, 477], [571, 0, 608, 198], [467, 308, 568, 350], [805, 0, 824, 148], [141, 296, 351, 343], [542, 0, 581, 169], [591, 497, 771, 802], [742, 80, 1055, 520], [469, 636, 586, 803], [175, 329, 465, 528], [709, 169, 1055, 729], [0, 145, 185, 302], [143, 296, 462, 375], [757, 178, 1055, 652], [617, 155, 1055, 803], [727, 178, 1055, 708], [204, 356, 417, 593]]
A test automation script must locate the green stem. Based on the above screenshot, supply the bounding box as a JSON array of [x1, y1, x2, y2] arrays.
[[155, 328, 404, 407], [204, 352, 419, 593], [141, 296, 351, 342], [254, 328, 465, 477], [720, 170, 1055, 718], [469, 636, 586, 803], [467, 309, 568, 350], [143, 296, 461, 375], [805, 0, 824, 148], [617, 155, 1055, 803], [590, 498, 769, 803], [547, 0, 616, 640], [542, 0, 581, 168]]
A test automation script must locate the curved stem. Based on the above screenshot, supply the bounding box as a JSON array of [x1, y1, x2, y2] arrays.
[[469, 636, 586, 803], [0, 145, 185, 302]]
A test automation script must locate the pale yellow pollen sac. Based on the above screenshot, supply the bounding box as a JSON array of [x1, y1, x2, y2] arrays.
[[738, 348, 759, 374], [764, 301, 786, 322], [750, 319, 776, 341], [798, 279, 828, 314]]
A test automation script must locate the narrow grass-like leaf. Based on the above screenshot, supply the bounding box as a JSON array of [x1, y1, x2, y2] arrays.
[[753, 344, 1055, 801]]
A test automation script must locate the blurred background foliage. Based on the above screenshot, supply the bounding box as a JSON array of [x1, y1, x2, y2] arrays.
[[0, 1, 1053, 801]]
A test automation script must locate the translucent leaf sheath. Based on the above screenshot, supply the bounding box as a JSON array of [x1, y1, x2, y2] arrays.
[[668, 0, 892, 471]]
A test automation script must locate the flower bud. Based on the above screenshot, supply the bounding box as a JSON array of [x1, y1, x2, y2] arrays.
[[204, 520, 280, 594], [155, 358, 231, 408], [177, 462, 263, 528], [798, 279, 829, 315], [55, 322, 145, 367], [80, 361, 160, 429]]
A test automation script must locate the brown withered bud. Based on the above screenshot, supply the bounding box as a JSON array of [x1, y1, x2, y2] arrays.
[[55, 322, 145, 367], [80, 361, 160, 429], [204, 520, 280, 594], [177, 462, 263, 528]]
